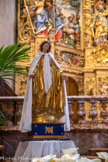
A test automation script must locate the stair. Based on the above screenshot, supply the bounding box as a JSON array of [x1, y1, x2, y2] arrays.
[[88, 148, 108, 156], [82, 148, 108, 162]]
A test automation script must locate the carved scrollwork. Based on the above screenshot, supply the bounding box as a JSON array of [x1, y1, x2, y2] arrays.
[[19, 20, 32, 43], [79, 54, 84, 67], [18, 74, 28, 96], [83, 0, 93, 47]]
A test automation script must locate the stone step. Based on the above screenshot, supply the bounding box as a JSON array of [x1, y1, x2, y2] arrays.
[[88, 148, 108, 156]]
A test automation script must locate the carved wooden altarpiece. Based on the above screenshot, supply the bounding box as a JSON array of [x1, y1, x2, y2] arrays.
[[16, 0, 108, 121]]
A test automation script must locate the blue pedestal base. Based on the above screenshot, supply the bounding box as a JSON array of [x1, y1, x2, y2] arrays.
[[28, 123, 64, 139]]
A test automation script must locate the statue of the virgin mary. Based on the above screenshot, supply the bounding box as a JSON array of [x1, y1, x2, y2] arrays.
[[19, 41, 70, 132]]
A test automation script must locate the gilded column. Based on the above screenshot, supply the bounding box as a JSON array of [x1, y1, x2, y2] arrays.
[[83, 0, 94, 47]]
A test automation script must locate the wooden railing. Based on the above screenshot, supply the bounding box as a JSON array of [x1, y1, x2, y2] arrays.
[[0, 80, 16, 96], [0, 96, 108, 130], [68, 96, 108, 129], [0, 96, 24, 128]]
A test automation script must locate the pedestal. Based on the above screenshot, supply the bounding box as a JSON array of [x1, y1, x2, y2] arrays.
[[13, 140, 78, 162], [28, 123, 64, 139]]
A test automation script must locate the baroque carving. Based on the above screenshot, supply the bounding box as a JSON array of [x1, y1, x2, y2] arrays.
[[83, 0, 93, 47], [93, 0, 107, 46], [17, 0, 107, 96], [98, 77, 108, 96], [85, 78, 96, 95], [19, 0, 54, 42], [76, 78, 84, 94], [55, 50, 84, 67], [19, 78, 27, 96], [83, 0, 108, 48], [87, 44, 108, 66], [18, 0, 32, 43], [15, 42, 35, 95]]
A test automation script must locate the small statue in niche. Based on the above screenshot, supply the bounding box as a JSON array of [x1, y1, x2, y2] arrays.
[[93, 0, 107, 46]]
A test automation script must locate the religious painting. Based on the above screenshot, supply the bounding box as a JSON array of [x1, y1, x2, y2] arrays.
[[19, 0, 81, 45], [19, 0, 54, 36], [93, 0, 108, 46], [55, 0, 81, 48]]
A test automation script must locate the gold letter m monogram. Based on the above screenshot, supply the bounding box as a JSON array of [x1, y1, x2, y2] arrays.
[[45, 126, 53, 134]]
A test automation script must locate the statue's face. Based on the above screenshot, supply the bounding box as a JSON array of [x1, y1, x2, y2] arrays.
[[99, 5, 104, 9], [42, 43, 50, 53]]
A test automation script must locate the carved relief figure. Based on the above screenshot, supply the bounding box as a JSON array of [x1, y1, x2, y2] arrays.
[[101, 82, 108, 96], [87, 43, 108, 66], [55, 51, 79, 66], [83, 0, 94, 47], [86, 78, 96, 95], [93, 0, 107, 46], [72, 56, 78, 65], [98, 77, 108, 95]]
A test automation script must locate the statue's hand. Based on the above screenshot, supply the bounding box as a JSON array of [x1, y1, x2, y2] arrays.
[[29, 73, 35, 78], [61, 75, 68, 81]]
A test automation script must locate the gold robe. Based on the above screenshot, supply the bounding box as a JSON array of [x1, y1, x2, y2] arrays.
[[32, 55, 65, 123]]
